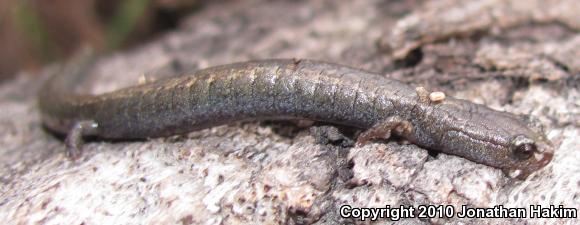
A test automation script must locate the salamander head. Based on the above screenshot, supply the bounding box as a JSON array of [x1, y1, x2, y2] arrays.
[[504, 127, 554, 179], [424, 99, 554, 180]]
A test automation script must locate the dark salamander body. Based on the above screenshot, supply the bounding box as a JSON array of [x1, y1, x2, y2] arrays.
[[39, 59, 553, 179]]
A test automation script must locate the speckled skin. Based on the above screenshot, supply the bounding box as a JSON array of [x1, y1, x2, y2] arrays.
[[38, 59, 553, 179]]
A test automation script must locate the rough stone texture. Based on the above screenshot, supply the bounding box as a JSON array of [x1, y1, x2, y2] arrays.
[[0, 0, 578, 224], [381, 0, 580, 59]]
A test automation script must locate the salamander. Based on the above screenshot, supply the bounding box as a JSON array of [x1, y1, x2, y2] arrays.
[[38, 58, 554, 179]]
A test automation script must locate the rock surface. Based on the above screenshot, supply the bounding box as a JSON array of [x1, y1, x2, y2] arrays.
[[0, 0, 578, 224]]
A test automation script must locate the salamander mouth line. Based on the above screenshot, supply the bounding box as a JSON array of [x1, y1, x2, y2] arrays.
[[444, 127, 549, 161]]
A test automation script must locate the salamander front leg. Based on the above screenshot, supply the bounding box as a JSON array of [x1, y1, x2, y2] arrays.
[[356, 116, 412, 147], [65, 120, 98, 159]]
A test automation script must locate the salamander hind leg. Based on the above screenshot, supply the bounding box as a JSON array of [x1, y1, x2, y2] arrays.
[[356, 116, 412, 147], [65, 120, 99, 160]]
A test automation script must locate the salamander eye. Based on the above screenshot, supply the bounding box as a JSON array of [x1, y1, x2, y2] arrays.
[[511, 135, 536, 160]]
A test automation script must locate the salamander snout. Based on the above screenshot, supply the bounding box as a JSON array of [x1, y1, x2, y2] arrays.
[[507, 134, 554, 179]]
